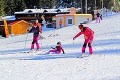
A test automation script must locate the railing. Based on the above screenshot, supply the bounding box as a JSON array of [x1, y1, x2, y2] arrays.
[[16, 16, 52, 20]]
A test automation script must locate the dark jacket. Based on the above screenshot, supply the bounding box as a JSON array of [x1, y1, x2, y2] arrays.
[[96, 13, 100, 17], [29, 26, 40, 37]]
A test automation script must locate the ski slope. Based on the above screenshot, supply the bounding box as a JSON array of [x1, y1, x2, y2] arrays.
[[0, 13, 120, 80]]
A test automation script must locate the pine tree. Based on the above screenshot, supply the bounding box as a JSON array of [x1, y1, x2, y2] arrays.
[[1, 0, 120, 16], [0, 0, 5, 17]]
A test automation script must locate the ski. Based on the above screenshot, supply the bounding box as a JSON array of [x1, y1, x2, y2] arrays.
[[77, 53, 90, 58], [21, 50, 35, 53], [36, 49, 49, 55], [20, 49, 49, 55], [48, 34, 59, 37], [35, 50, 45, 55], [81, 55, 89, 58]]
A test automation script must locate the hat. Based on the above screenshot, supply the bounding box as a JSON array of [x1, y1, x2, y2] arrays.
[[57, 42, 61, 45], [78, 24, 84, 29], [33, 22, 37, 26]]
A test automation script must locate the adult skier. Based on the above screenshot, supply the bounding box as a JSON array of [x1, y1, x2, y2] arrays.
[[73, 24, 94, 55], [59, 19, 62, 28]]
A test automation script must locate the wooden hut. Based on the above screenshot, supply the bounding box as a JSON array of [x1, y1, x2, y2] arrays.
[[0, 20, 30, 37], [8, 20, 30, 35]]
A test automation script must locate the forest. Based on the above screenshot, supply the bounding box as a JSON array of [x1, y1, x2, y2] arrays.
[[0, 0, 118, 17]]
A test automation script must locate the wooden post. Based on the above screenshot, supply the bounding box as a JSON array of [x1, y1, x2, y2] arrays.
[[4, 19, 9, 38]]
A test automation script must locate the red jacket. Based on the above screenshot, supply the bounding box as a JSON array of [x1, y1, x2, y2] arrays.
[[74, 27, 94, 43], [59, 20, 62, 25], [55, 45, 65, 53], [36, 23, 42, 33]]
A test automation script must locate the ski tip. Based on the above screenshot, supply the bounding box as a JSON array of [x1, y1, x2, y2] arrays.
[[21, 51, 30, 53], [76, 56, 80, 58], [76, 56, 83, 58]]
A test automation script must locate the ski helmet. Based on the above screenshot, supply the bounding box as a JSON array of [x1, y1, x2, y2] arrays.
[[33, 22, 37, 26], [57, 42, 61, 45], [78, 24, 84, 30]]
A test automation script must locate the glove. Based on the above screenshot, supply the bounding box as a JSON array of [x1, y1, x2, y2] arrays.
[[27, 29, 29, 32], [63, 52, 65, 54], [51, 47, 55, 49], [84, 36, 88, 39], [73, 37, 75, 40]]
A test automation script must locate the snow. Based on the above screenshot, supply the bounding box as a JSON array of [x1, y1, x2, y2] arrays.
[[3, 16, 15, 20], [1, 13, 120, 80], [14, 8, 70, 14]]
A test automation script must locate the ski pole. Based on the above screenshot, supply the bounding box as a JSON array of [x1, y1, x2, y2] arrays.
[[73, 38, 75, 45], [24, 33, 29, 49], [93, 46, 100, 54], [73, 40, 74, 44], [39, 33, 43, 50]]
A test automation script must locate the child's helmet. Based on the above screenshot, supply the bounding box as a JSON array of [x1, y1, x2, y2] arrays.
[[57, 42, 61, 45], [33, 22, 37, 26], [78, 24, 84, 30]]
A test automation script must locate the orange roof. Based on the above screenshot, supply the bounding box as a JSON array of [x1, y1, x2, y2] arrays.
[[9, 20, 29, 26]]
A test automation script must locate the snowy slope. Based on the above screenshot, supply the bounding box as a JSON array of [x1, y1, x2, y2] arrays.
[[0, 13, 120, 80]]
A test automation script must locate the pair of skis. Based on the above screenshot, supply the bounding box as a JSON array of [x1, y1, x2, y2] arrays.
[[21, 49, 90, 58], [77, 53, 91, 58]]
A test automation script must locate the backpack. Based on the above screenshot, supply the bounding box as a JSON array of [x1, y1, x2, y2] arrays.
[[37, 23, 42, 33]]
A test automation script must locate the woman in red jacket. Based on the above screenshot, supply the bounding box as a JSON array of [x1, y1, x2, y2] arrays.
[[73, 24, 94, 55]]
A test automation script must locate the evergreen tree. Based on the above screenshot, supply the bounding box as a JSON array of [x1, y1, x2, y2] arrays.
[[5, 0, 25, 15], [39, 0, 56, 9], [1, 0, 119, 16], [0, 0, 5, 17]]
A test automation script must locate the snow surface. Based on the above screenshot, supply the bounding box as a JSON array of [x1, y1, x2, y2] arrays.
[[2, 16, 15, 20], [0, 13, 120, 80]]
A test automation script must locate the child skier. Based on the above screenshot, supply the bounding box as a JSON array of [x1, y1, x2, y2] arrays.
[[73, 24, 94, 55], [46, 42, 65, 54], [28, 22, 42, 51], [96, 11, 100, 23]]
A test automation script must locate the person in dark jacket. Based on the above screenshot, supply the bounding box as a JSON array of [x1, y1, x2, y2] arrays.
[[29, 22, 42, 51], [96, 11, 100, 23]]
